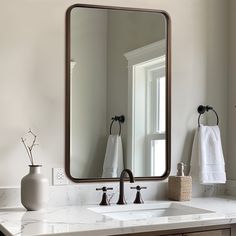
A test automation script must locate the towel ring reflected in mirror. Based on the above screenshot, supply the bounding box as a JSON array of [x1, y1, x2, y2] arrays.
[[197, 105, 219, 127], [109, 115, 125, 136]]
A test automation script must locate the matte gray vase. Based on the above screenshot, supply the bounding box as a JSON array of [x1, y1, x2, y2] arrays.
[[21, 165, 49, 211]]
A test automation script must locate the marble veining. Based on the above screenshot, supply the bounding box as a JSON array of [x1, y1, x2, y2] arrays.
[[1, 196, 236, 236]]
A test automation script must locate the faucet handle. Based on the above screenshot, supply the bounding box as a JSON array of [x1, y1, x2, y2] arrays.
[[130, 186, 147, 191], [96, 187, 113, 205], [96, 186, 113, 191], [130, 185, 147, 204]]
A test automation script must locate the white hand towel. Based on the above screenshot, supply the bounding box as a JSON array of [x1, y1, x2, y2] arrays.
[[102, 135, 124, 178], [190, 125, 226, 184]]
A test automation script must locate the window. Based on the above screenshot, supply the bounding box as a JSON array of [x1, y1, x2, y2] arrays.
[[125, 40, 166, 177]]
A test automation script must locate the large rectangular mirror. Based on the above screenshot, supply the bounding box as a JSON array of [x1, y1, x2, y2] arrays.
[[65, 4, 171, 182]]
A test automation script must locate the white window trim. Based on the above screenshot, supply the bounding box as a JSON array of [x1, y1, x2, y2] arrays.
[[146, 56, 166, 134], [124, 40, 166, 66], [146, 60, 166, 176]]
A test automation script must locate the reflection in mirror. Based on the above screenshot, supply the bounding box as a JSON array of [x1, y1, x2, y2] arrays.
[[66, 5, 170, 181]]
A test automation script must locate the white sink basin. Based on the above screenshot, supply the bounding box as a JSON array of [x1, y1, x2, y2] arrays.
[[89, 203, 213, 221]]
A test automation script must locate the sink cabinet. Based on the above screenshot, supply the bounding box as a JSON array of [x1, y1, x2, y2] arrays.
[[119, 225, 233, 236], [183, 229, 230, 236]]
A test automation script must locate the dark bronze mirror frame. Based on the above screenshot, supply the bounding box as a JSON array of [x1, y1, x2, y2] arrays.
[[65, 4, 171, 183]]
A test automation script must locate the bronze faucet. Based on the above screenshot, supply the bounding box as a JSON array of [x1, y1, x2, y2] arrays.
[[117, 169, 135, 205]]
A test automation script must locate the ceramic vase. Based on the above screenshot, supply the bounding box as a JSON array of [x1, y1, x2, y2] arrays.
[[21, 165, 49, 211]]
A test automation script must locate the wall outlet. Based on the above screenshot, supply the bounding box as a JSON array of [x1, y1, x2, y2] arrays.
[[52, 168, 69, 185]]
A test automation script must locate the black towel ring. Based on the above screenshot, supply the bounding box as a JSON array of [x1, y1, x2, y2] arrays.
[[109, 115, 125, 136], [197, 105, 219, 127]]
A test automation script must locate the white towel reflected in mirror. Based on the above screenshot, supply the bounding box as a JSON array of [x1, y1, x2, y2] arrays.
[[102, 135, 124, 178]]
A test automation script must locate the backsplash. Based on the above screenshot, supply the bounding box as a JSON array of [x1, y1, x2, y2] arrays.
[[0, 182, 226, 208]]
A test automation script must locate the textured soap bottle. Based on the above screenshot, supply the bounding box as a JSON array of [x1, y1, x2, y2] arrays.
[[168, 162, 192, 201]]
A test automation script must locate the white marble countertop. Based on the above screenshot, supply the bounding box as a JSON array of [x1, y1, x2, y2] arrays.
[[1, 196, 236, 236]]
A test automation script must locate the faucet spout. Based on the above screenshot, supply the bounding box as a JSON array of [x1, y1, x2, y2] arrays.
[[117, 169, 135, 205]]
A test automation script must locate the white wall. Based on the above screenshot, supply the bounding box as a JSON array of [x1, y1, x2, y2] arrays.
[[0, 0, 228, 195], [70, 8, 108, 178], [227, 0, 236, 180]]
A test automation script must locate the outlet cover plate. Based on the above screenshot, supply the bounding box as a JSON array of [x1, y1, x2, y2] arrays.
[[52, 168, 69, 185]]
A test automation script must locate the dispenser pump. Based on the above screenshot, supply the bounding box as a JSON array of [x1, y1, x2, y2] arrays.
[[177, 162, 185, 176], [168, 162, 192, 201]]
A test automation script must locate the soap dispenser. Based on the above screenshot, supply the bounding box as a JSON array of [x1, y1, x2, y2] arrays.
[[168, 162, 192, 201]]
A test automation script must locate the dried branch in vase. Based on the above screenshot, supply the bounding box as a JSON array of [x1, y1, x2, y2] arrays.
[[21, 129, 39, 165]]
